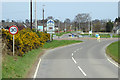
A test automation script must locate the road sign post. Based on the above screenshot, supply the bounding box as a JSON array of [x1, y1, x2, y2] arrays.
[[9, 25, 18, 56], [13, 35, 14, 55]]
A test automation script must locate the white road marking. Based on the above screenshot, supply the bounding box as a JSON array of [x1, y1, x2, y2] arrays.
[[33, 58, 41, 79], [72, 57, 77, 64], [105, 53, 120, 68], [78, 66, 87, 76], [76, 49, 79, 51], [72, 53, 74, 56], [107, 58, 119, 68]]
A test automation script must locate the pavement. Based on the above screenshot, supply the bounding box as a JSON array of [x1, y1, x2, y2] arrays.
[[35, 38, 119, 78]]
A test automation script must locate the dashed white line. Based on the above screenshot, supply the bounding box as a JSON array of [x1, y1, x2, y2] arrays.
[[33, 58, 41, 79], [72, 57, 77, 64], [72, 53, 74, 56], [78, 66, 87, 76]]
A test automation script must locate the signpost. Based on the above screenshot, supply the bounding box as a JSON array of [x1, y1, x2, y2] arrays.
[[9, 25, 18, 56], [47, 19, 55, 41]]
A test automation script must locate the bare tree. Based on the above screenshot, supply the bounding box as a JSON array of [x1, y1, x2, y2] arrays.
[[47, 16, 54, 20], [64, 18, 71, 31], [74, 13, 91, 31]]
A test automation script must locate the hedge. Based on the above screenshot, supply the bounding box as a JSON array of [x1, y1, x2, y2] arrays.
[[2, 28, 50, 56]]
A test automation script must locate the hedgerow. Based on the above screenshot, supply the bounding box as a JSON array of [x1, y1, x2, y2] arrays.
[[2, 28, 50, 56]]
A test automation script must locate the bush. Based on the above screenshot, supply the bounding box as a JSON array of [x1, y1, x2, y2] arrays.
[[2, 28, 50, 56]]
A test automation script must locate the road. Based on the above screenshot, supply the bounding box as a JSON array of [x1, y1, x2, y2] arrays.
[[35, 39, 118, 79]]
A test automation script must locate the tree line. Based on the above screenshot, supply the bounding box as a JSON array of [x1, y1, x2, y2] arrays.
[[1, 14, 119, 32]]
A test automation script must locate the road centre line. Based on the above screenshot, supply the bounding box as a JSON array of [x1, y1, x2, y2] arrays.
[[33, 58, 41, 79], [78, 66, 87, 76], [72, 57, 77, 64], [72, 53, 74, 56]]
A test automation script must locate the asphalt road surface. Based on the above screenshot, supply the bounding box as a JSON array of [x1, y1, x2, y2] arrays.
[[35, 39, 118, 78]]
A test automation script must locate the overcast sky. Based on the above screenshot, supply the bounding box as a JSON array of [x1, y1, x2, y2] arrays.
[[2, 2, 118, 22]]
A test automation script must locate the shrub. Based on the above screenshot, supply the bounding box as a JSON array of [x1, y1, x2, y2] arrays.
[[2, 28, 50, 56]]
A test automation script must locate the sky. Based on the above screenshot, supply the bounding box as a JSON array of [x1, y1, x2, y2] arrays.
[[2, 2, 118, 22]]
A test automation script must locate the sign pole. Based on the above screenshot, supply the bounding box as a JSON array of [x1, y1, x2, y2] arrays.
[[13, 35, 14, 56], [9, 25, 18, 56]]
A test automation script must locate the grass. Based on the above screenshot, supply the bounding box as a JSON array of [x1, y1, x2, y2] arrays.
[[2, 40, 82, 78], [43, 40, 82, 49], [54, 31, 72, 36], [81, 34, 120, 38], [106, 41, 119, 63], [99, 34, 110, 38], [2, 47, 43, 78]]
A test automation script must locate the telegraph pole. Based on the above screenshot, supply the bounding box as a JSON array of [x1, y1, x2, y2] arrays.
[[35, 0, 37, 31], [30, 0, 32, 30]]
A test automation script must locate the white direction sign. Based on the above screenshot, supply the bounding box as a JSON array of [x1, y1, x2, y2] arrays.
[[9, 25, 18, 35], [47, 19, 55, 33]]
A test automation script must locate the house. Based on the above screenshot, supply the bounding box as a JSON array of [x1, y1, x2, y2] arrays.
[[113, 25, 120, 34]]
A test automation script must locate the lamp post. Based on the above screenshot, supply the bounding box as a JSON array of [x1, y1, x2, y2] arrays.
[[43, 5, 45, 32], [58, 17, 61, 38], [30, 0, 32, 30], [35, 0, 37, 31]]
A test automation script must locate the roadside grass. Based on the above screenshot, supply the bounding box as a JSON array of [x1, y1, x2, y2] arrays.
[[54, 31, 72, 36], [106, 41, 119, 63], [2, 47, 43, 78], [81, 33, 120, 38], [113, 34, 120, 38], [99, 34, 110, 38], [2, 40, 82, 78], [43, 40, 82, 49]]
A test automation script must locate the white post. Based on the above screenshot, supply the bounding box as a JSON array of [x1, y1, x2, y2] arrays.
[[13, 35, 14, 56], [50, 33, 52, 41]]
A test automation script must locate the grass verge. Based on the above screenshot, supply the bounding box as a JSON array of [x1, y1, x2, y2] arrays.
[[43, 40, 82, 49], [54, 31, 72, 36], [2, 40, 82, 78], [106, 41, 119, 64], [2, 48, 43, 78]]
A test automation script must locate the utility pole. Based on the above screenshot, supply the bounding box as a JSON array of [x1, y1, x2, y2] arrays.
[[30, 0, 32, 30], [35, 0, 37, 31], [43, 5, 45, 32]]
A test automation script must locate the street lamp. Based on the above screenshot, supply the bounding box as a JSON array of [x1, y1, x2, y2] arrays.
[[65, 22, 66, 32], [35, 0, 37, 31], [43, 5, 45, 32], [58, 17, 61, 38]]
